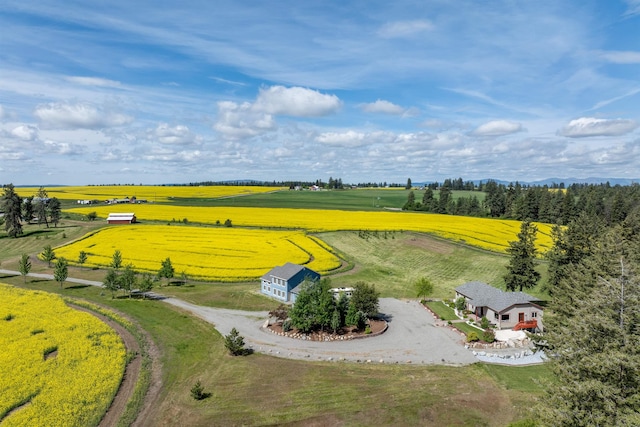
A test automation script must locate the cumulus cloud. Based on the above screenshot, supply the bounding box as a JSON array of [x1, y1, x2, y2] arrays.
[[253, 86, 341, 117], [316, 130, 368, 147], [43, 139, 76, 155], [34, 102, 133, 129], [214, 101, 276, 140], [558, 117, 639, 138], [472, 120, 523, 136], [151, 123, 201, 145], [360, 99, 405, 115], [378, 20, 434, 38], [10, 124, 39, 141]]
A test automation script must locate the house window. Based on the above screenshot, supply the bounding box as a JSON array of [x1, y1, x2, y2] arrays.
[[501, 314, 510, 321], [494, 313, 499, 320], [532, 312, 538, 318]]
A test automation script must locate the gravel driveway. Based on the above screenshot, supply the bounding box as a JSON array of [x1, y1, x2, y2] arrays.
[[165, 297, 478, 365], [1, 269, 477, 365]]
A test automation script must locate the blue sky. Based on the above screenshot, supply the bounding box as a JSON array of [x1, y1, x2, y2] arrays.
[[1, 0, 639, 185]]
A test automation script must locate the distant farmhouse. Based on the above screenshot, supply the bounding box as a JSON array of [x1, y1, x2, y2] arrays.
[[261, 262, 320, 303], [107, 213, 136, 224], [455, 281, 543, 331]]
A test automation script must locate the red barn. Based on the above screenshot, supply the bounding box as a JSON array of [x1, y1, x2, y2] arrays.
[[107, 213, 136, 224]]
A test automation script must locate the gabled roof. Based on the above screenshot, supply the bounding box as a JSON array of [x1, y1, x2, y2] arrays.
[[455, 281, 539, 313], [262, 262, 307, 281]]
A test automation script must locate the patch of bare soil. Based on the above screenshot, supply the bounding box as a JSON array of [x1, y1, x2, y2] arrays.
[[405, 232, 454, 254], [267, 319, 387, 341]]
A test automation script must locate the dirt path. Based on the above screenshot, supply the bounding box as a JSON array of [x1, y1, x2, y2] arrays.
[[69, 304, 143, 427]]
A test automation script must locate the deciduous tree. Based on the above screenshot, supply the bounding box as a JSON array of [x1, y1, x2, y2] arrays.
[[18, 254, 31, 283], [110, 250, 123, 270], [77, 251, 88, 267], [53, 257, 68, 288], [158, 257, 174, 285], [103, 269, 120, 298], [350, 281, 379, 317], [41, 245, 56, 267], [414, 277, 434, 300]]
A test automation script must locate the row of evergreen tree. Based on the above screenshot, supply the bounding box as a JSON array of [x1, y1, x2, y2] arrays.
[[404, 179, 640, 226]]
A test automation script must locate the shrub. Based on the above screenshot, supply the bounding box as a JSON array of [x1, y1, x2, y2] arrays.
[[454, 297, 466, 312], [282, 319, 292, 332], [480, 316, 489, 329], [364, 325, 372, 334], [467, 331, 480, 342], [190, 380, 207, 400], [224, 327, 247, 356], [482, 329, 495, 343]]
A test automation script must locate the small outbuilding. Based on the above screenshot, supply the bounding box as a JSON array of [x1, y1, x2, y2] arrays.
[[260, 262, 320, 303], [107, 212, 136, 224]]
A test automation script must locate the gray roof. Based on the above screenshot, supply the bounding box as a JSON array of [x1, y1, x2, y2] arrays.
[[262, 262, 306, 281], [455, 281, 539, 312]]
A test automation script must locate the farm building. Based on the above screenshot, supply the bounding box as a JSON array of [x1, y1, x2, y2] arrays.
[[260, 262, 320, 303], [455, 281, 543, 331], [107, 213, 136, 224]]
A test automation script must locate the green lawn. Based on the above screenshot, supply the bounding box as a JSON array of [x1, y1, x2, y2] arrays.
[[0, 275, 550, 426], [425, 300, 459, 320]]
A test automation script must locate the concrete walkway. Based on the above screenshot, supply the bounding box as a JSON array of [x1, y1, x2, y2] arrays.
[[0, 269, 477, 365]]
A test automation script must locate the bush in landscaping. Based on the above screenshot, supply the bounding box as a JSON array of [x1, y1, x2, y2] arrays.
[[467, 331, 480, 342], [482, 329, 495, 343], [480, 316, 489, 329]]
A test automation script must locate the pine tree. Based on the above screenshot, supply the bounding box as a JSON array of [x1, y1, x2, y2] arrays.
[[0, 184, 23, 238], [538, 224, 640, 425], [503, 221, 540, 291]]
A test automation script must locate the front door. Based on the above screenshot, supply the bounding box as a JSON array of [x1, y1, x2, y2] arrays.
[[518, 312, 525, 322]]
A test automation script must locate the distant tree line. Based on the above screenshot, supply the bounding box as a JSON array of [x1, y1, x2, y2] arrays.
[[403, 178, 640, 226]]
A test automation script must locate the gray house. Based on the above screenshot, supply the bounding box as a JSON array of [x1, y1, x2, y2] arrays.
[[260, 262, 320, 303], [455, 281, 543, 331]]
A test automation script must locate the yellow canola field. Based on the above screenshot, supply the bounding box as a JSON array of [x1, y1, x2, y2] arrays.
[[55, 225, 342, 281], [19, 185, 282, 203], [68, 205, 554, 253], [0, 284, 126, 427]]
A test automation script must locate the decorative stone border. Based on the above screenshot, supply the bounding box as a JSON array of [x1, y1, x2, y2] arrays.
[[262, 320, 388, 342]]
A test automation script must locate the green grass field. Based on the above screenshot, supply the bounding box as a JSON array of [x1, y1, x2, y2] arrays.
[[0, 188, 551, 426], [0, 274, 549, 426], [166, 188, 485, 211]]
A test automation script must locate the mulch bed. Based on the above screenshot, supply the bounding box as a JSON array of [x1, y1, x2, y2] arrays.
[[266, 319, 387, 341]]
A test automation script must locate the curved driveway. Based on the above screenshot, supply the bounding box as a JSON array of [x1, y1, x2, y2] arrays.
[[1, 269, 476, 365], [165, 297, 477, 365]]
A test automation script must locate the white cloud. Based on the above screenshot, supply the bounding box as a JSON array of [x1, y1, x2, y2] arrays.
[[599, 50, 640, 64], [10, 124, 39, 141], [65, 76, 122, 87], [378, 20, 434, 38], [0, 105, 5, 120], [253, 86, 341, 117], [43, 139, 75, 155], [472, 120, 523, 137], [558, 117, 639, 138], [151, 123, 201, 145], [315, 131, 367, 147], [214, 101, 276, 140], [34, 102, 133, 129], [360, 100, 405, 115]]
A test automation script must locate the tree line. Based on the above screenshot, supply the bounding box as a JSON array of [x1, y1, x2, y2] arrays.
[[403, 179, 640, 225], [0, 185, 63, 238]]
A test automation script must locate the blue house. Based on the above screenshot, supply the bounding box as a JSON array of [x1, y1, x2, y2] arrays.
[[260, 262, 320, 303]]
